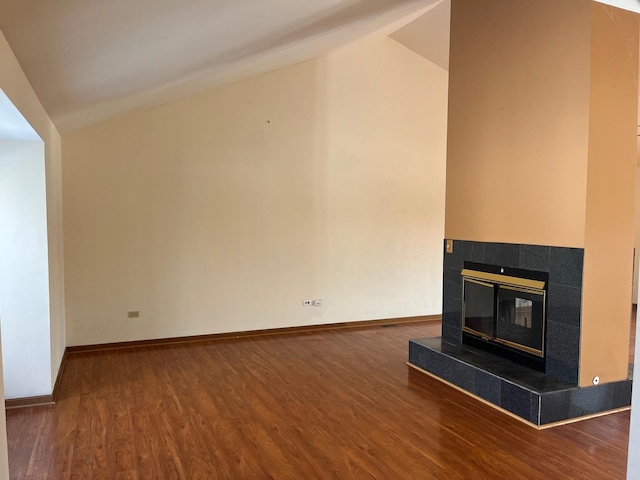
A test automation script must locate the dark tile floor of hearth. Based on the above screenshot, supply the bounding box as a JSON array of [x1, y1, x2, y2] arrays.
[[409, 306, 636, 426], [409, 336, 634, 425], [411, 337, 578, 393]]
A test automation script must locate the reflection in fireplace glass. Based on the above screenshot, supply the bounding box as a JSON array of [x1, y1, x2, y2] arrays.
[[497, 287, 544, 353], [514, 298, 533, 327]]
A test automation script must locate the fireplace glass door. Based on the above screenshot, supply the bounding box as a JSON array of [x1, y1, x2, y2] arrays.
[[461, 264, 547, 371], [495, 285, 545, 356], [463, 279, 494, 339]]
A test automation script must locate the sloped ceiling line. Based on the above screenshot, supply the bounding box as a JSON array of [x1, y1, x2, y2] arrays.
[[0, 0, 442, 131]]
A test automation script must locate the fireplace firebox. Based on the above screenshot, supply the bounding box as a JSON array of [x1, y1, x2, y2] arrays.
[[461, 262, 547, 372]]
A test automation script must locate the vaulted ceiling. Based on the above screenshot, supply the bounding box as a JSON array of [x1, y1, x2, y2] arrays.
[[0, 0, 446, 132], [0, 0, 636, 134]]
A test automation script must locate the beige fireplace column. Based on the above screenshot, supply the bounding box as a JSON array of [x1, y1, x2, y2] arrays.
[[445, 0, 639, 386]]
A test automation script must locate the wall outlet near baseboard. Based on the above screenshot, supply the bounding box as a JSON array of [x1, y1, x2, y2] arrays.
[[302, 300, 312, 306], [312, 299, 323, 307]]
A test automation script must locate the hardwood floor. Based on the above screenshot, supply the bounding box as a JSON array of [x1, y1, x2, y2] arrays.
[[6, 321, 632, 479]]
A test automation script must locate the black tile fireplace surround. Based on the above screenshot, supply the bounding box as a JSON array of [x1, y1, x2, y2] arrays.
[[444, 240, 582, 384], [408, 240, 633, 427]]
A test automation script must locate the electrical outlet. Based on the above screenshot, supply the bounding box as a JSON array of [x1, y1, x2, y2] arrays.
[[127, 311, 140, 318], [302, 300, 312, 306], [312, 299, 323, 307]]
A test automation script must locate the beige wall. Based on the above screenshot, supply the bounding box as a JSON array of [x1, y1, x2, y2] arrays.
[[62, 36, 449, 346], [445, 0, 591, 247], [580, 3, 638, 386], [446, 0, 638, 386]]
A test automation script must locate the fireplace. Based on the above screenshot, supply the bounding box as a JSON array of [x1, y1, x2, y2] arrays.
[[408, 240, 633, 427], [461, 261, 547, 372]]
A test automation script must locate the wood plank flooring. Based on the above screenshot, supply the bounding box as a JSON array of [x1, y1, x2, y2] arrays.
[[6, 321, 632, 479]]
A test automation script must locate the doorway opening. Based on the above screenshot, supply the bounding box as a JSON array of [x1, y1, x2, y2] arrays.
[[0, 88, 51, 400]]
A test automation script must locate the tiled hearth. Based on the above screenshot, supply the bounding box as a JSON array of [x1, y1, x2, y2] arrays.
[[408, 240, 633, 427], [409, 338, 632, 426]]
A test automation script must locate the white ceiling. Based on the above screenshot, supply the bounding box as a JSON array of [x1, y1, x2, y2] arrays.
[[1, 0, 636, 134], [0, 0, 445, 132], [594, 0, 640, 12]]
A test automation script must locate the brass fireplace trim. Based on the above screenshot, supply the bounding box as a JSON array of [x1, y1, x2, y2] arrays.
[[465, 278, 494, 289], [460, 325, 544, 357], [461, 269, 545, 290], [492, 336, 543, 357], [461, 269, 546, 359], [500, 284, 545, 296]]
